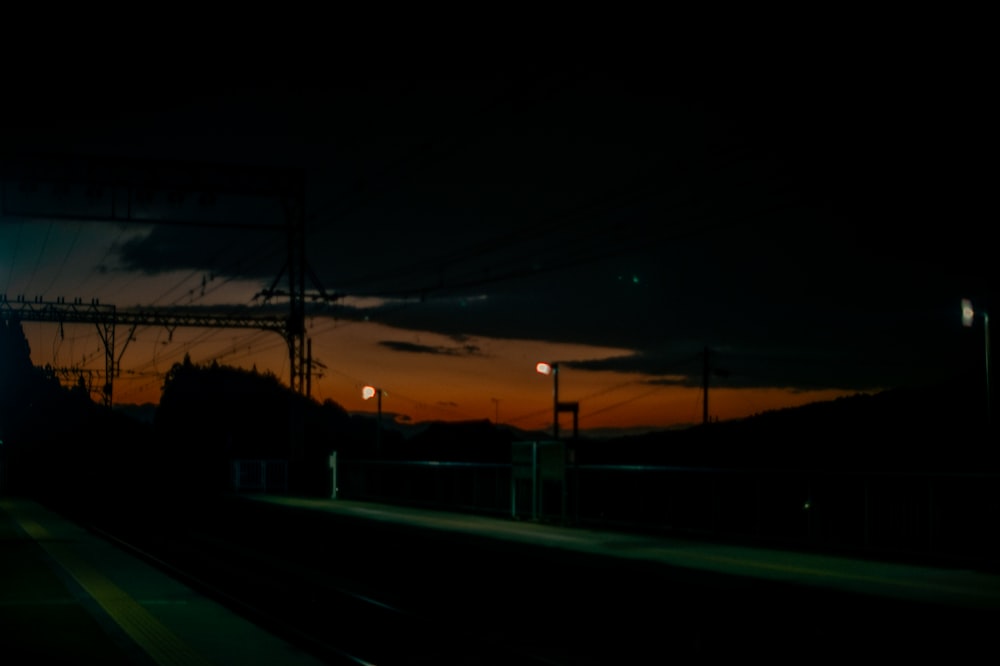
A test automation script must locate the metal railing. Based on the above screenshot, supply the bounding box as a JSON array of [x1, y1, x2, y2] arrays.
[[231, 459, 289, 493], [338, 460, 512, 518], [334, 458, 1000, 570]]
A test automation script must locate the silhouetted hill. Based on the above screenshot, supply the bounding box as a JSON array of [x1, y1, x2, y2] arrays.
[[382, 377, 995, 474], [573, 378, 996, 473], [8, 343, 990, 510], [388, 419, 518, 463]]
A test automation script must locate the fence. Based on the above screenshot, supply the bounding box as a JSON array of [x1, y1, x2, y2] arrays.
[[335, 458, 1000, 570], [339, 460, 512, 517], [231, 459, 289, 493]]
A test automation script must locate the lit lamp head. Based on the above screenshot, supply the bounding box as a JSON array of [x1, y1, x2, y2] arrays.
[[962, 298, 975, 328], [362, 385, 377, 400], [536, 362, 555, 376]]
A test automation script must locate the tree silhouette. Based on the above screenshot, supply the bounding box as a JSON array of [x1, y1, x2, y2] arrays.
[[0, 317, 63, 445], [154, 357, 362, 495]]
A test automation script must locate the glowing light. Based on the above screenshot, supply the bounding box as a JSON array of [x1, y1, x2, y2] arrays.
[[362, 385, 377, 400], [962, 298, 975, 327], [536, 362, 553, 376]]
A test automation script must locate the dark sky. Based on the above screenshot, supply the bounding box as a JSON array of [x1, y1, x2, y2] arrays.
[[0, 47, 994, 430]]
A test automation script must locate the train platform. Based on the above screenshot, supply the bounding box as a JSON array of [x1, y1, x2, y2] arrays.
[[0, 496, 328, 666], [3, 493, 1000, 665], [242, 494, 1000, 612]]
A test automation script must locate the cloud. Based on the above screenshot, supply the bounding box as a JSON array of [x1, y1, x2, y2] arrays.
[[116, 224, 284, 280], [377, 340, 484, 357], [5, 64, 991, 408]]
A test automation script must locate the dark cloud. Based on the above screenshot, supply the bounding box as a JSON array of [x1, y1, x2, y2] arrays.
[[116, 225, 284, 280], [377, 340, 483, 357], [3, 52, 993, 400], [378, 341, 449, 355]]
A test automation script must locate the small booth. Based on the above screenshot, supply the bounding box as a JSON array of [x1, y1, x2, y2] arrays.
[[511, 440, 567, 523]]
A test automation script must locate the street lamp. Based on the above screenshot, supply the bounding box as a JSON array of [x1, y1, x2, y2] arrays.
[[535, 362, 579, 440], [362, 385, 385, 453], [536, 362, 559, 439], [535, 361, 580, 525], [962, 299, 991, 427]]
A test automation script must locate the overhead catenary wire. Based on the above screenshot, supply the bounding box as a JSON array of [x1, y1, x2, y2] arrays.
[[11, 75, 676, 376], [113, 152, 788, 410], [24, 220, 53, 295], [92, 81, 608, 400], [3, 220, 22, 291], [316, 131, 798, 305], [40, 221, 84, 295], [8, 74, 855, 424], [36, 173, 293, 386]]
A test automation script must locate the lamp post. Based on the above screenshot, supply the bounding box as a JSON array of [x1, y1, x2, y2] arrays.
[[962, 299, 991, 428], [362, 385, 384, 453], [536, 362, 559, 439], [536, 362, 579, 440], [535, 361, 580, 525]]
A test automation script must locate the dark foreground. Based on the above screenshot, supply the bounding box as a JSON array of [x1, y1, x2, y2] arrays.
[[9, 490, 993, 664]]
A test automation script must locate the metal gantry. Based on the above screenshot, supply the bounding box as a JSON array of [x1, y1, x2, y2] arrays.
[[0, 151, 321, 404], [1, 295, 288, 406]]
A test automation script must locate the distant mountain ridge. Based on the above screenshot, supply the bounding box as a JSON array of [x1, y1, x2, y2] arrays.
[[366, 378, 995, 474], [108, 371, 993, 475]]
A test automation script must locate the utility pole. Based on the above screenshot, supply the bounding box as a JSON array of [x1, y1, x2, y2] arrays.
[[703, 345, 710, 425], [283, 187, 307, 395], [0, 152, 314, 397], [1, 296, 288, 407], [1, 153, 329, 471]]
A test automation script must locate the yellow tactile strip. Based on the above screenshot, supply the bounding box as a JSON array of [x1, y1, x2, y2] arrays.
[[2, 499, 215, 666]]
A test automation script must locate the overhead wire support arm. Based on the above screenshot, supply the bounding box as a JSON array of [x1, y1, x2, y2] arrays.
[[1, 296, 292, 407], [1, 152, 312, 394]]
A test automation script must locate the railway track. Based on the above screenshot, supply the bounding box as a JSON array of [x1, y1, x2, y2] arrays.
[[52, 494, 995, 663], [68, 497, 635, 664]]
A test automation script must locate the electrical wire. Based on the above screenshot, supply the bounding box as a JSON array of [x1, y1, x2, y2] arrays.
[[23, 220, 53, 296], [40, 221, 83, 295], [7, 75, 839, 422], [4, 221, 22, 291]]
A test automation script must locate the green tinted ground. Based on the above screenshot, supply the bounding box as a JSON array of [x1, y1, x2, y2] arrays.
[[0, 505, 145, 665]]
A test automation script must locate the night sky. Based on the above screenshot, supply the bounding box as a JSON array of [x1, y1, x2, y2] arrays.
[[1, 48, 993, 435]]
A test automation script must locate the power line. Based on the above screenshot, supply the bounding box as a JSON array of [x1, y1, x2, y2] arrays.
[[25, 220, 54, 293], [41, 221, 83, 295], [3, 221, 22, 289], [584, 385, 674, 419]]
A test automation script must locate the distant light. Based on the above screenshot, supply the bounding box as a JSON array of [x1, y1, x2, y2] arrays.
[[362, 385, 377, 400], [962, 298, 975, 327], [535, 362, 553, 376]]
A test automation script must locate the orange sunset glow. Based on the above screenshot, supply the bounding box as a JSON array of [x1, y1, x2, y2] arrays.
[[19, 314, 861, 435], [2, 65, 989, 439]]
